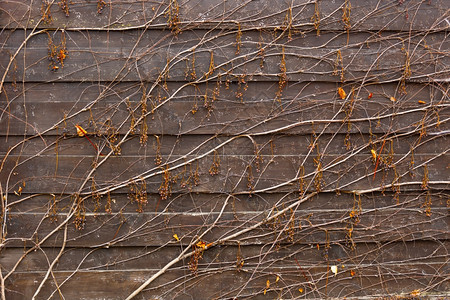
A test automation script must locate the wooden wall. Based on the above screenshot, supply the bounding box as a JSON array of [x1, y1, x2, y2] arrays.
[[0, 0, 448, 299]]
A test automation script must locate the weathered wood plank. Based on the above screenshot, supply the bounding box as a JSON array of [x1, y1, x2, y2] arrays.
[[0, 0, 448, 31], [6, 191, 449, 215], [2, 133, 447, 162], [1, 99, 447, 136], [1, 81, 447, 136], [3, 264, 448, 299], [1, 153, 448, 194], [1, 30, 448, 82], [1, 97, 447, 136], [1, 241, 447, 273], [3, 208, 448, 247], [1, 81, 446, 105]]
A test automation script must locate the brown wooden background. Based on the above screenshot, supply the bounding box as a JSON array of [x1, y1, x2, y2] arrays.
[[0, 0, 449, 299]]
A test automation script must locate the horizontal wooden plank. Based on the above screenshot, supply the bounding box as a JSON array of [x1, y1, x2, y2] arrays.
[[1, 99, 447, 136], [1, 30, 448, 83], [2, 242, 448, 298], [6, 191, 449, 215], [1, 134, 448, 162], [0, 0, 448, 31], [1, 82, 448, 136], [3, 207, 448, 247], [1, 240, 448, 272], [3, 264, 448, 299], [2, 81, 446, 105], [1, 153, 448, 194]]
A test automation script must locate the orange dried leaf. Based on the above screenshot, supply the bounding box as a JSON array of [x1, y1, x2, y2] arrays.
[[350, 270, 356, 276], [173, 234, 179, 241], [338, 87, 347, 99], [266, 279, 270, 289], [58, 49, 66, 61], [299, 288, 304, 293], [418, 100, 426, 104], [196, 240, 206, 249], [75, 125, 87, 137], [368, 92, 373, 99], [390, 96, 396, 102], [410, 289, 421, 296]]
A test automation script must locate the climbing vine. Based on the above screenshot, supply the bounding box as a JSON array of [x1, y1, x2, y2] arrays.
[[0, 1, 448, 300]]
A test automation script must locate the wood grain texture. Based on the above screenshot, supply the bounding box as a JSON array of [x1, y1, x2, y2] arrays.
[[3, 264, 449, 300], [2, 133, 447, 158], [2, 241, 449, 298], [6, 191, 449, 214], [1, 153, 448, 194], [1, 0, 448, 31], [2, 241, 448, 271], [0, 30, 448, 83], [1, 81, 448, 136], [3, 207, 448, 247]]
